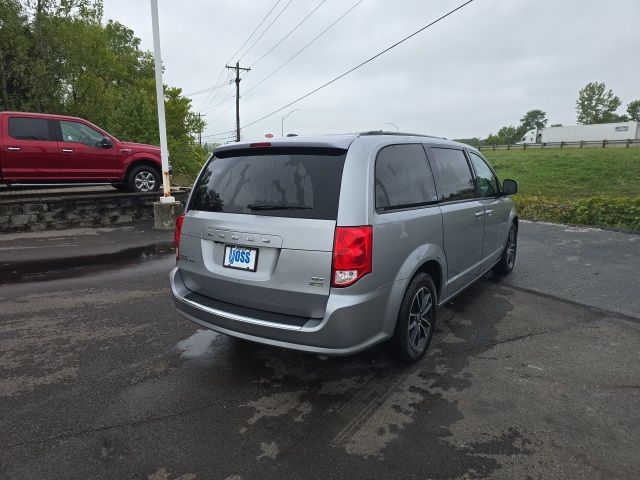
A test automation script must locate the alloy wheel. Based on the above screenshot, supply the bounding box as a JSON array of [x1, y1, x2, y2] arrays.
[[408, 287, 433, 352], [134, 171, 156, 192], [506, 228, 517, 268]]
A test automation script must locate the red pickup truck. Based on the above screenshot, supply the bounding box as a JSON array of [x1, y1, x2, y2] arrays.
[[0, 111, 167, 192]]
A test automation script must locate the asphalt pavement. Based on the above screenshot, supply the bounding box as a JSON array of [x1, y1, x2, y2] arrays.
[[0, 221, 638, 479]]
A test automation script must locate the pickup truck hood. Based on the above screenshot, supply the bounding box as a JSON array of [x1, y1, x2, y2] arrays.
[[120, 141, 161, 154]]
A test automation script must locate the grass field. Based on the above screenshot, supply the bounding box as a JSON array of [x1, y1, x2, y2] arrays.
[[483, 148, 640, 200], [483, 147, 640, 230]]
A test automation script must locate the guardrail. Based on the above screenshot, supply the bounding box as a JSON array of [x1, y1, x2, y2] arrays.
[[478, 139, 640, 151]]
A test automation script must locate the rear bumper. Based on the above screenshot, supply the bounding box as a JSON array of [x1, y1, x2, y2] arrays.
[[170, 267, 391, 356]]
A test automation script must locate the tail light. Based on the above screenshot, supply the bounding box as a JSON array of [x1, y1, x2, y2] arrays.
[[332, 226, 373, 287], [174, 213, 185, 261]]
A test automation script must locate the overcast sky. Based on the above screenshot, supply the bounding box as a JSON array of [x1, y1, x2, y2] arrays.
[[103, 0, 640, 142]]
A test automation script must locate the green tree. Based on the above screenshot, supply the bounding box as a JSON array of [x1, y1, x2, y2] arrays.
[[520, 109, 548, 131], [485, 126, 521, 145], [576, 82, 622, 124], [627, 100, 640, 122]]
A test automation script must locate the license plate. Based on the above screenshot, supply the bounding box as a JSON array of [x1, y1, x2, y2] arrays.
[[223, 245, 258, 272]]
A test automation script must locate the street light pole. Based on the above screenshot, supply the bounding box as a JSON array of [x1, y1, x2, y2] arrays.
[[150, 0, 174, 203], [281, 109, 301, 136]]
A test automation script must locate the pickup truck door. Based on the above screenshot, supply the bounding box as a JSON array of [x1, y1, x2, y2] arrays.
[[56, 120, 119, 180], [1, 116, 59, 181]]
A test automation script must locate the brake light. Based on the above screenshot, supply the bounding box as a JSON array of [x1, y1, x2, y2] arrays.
[[249, 142, 271, 148], [332, 226, 373, 287], [174, 213, 184, 261]]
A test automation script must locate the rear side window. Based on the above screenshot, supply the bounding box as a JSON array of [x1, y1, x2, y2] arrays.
[[8, 117, 51, 141], [375, 144, 437, 212], [429, 147, 476, 202], [189, 147, 347, 220]]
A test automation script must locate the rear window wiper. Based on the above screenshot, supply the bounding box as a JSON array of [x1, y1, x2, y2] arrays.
[[247, 203, 313, 211]]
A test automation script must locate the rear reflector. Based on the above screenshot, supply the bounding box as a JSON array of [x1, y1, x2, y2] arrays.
[[174, 213, 185, 261], [332, 226, 372, 287], [249, 142, 272, 148]]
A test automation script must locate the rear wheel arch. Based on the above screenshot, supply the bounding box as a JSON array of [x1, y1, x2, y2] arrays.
[[412, 259, 443, 301]]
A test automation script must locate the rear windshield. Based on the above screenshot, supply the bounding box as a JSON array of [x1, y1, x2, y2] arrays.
[[189, 147, 347, 220]]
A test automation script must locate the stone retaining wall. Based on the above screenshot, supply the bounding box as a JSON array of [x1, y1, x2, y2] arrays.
[[0, 190, 188, 232]]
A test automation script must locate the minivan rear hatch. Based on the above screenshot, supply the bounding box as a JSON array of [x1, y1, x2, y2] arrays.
[[178, 145, 347, 319]]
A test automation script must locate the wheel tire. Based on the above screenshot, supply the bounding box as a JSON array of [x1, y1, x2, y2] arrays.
[[494, 223, 518, 275], [391, 273, 437, 364], [127, 165, 161, 193]]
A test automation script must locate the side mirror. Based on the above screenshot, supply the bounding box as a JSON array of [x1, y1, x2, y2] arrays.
[[100, 137, 113, 149], [502, 179, 518, 195]]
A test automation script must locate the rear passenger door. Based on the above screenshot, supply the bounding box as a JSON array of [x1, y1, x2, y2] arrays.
[[426, 145, 485, 298], [2, 116, 59, 181]]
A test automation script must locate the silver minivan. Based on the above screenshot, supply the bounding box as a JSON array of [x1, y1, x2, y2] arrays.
[[170, 132, 518, 362]]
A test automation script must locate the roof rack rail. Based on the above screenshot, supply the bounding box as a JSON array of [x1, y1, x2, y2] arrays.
[[358, 130, 446, 139]]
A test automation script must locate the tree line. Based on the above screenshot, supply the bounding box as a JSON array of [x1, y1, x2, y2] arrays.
[[0, 0, 207, 176], [458, 82, 640, 147]]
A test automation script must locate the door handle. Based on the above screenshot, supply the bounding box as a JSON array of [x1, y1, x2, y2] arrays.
[[475, 211, 484, 217], [62, 148, 74, 153], [485, 209, 493, 216], [7, 147, 21, 151]]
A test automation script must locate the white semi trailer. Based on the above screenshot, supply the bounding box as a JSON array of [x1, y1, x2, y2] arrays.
[[518, 121, 640, 144]]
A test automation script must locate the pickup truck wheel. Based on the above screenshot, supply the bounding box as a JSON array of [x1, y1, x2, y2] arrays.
[[127, 165, 160, 193], [391, 273, 437, 364]]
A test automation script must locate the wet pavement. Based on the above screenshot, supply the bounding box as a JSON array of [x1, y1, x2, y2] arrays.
[[0, 222, 639, 479]]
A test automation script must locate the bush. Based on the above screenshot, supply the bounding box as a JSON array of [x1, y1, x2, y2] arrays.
[[514, 195, 640, 231]]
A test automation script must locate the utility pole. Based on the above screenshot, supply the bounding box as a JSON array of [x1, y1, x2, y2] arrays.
[[197, 113, 205, 146], [226, 62, 250, 142], [150, 0, 174, 203]]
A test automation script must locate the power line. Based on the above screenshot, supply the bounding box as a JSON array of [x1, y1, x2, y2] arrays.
[[198, 67, 236, 112], [237, 0, 294, 63], [184, 80, 232, 97], [207, 0, 477, 138], [228, 0, 283, 62], [242, 0, 365, 98], [200, 70, 250, 114], [192, 0, 282, 111], [250, 0, 327, 68]]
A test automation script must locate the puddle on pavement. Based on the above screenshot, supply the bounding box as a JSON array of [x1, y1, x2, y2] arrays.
[[176, 329, 219, 359], [0, 242, 175, 284]]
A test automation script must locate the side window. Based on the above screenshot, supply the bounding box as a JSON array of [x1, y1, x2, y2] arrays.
[[60, 121, 105, 148], [469, 152, 500, 198], [375, 144, 438, 212], [8, 117, 51, 141], [429, 147, 476, 202]]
